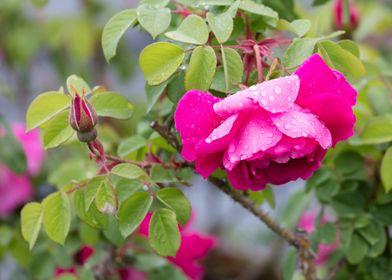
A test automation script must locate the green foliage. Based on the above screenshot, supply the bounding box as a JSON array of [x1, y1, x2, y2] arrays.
[[185, 46, 217, 91], [42, 192, 71, 245], [221, 47, 244, 92], [26, 91, 71, 131], [139, 42, 185, 85], [381, 147, 392, 192], [149, 208, 181, 256], [118, 191, 153, 238], [90, 92, 134, 119], [0, 117, 27, 174], [137, 4, 171, 39], [21, 203, 43, 250], [165, 15, 209, 45], [102, 9, 138, 62], [156, 188, 192, 226]]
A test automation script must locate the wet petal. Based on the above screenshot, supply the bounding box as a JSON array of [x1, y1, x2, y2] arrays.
[[174, 90, 222, 161], [213, 76, 300, 117], [195, 152, 223, 178], [227, 162, 268, 191], [196, 114, 245, 154], [298, 94, 355, 145], [223, 111, 282, 170], [295, 54, 357, 106], [270, 105, 332, 149]]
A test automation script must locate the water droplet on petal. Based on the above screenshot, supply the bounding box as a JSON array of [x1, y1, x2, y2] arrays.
[[284, 124, 291, 130], [269, 95, 275, 101], [261, 91, 266, 96], [274, 86, 282, 95], [261, 100, 268, 106], [205, 138, 212, 143], [267, 132, 273, 138]]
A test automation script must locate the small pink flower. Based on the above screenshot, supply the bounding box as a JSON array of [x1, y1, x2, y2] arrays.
[[174, 54, 357, 190], [12, 123, 45, 176], [132, 213, 216, 280], [0, 123, 44, 217], [334, 0, 359, 31], [0, 168, 33, 218], [298, 212, 339, 266]]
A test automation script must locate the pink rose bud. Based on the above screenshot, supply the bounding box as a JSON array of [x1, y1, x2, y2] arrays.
[[334, 0, 359, 32], [69, 89, 98, 142]]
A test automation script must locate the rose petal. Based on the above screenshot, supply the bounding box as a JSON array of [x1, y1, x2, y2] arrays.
[[196, 114, 245, 154], [299, 94, 355, 145], [270, 105, 332, 149], [227, 161, 268, 191], [262, 147, 327, 185], [223, 111, 282, 170], [213, 76, 300, 116], [295, 54, 356, 106], [174, 90, 222, 161], [195, 152, 223, 178]]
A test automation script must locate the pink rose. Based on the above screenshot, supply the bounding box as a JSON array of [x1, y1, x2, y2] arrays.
[[11, 123, 45, 176], [0, 168, 33, 218], [297, 212, 339, 266], [122, 213, 216, 280], [334, 0, 359, 31], [174, 54, 357, 190]]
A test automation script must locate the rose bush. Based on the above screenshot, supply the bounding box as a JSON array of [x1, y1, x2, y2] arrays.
[[175, 54, 356, 190]]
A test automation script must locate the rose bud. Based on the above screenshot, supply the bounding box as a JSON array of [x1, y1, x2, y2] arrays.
[[69, 93, 98, 143], [334, 0, 359, 32]]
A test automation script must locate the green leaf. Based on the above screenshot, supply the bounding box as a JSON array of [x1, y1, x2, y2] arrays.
[[185, 46, 217, 91], [156, 188, 192, 226], [346, 233, 368, 264], [0, 117, 27, 174], [338, 40, 360, 57], [198, 0, 233, 5], [282, 38, 319, 69], [112, 163, 149, 180], [66, 75, 91, 96], [141, 0, 170, 6], [139, 42, 185, 85], [26, 91, 71, 131], [137, 5, 171, 39], [282, 31, 345, 68], [73, 190, 108, 229], [149, 208, 181, 256], [207, 1, 239, 43], [118, 192, 153, 238], [359, 115, 392, 145], [167, 73, 186, 104], [42, 111, 74, 149], [281, 247, 298, 280], [90, 92, 134, 119], [318, 222, 336, 245], [210, 68, 240, 94], [165, 15, 209, 45], [221, 47, 244, 92], [239, 0, 278, 26], [43, 192, 71, 245], [117, 135, 147, 157], [277, 19, 311, 37], [317, 40, 365, 79], [146, 80, 169, 113], [95, 181, 118, 214], [150, 165, 176, 183], [84, 176, 106, 211], [21, 202, 43, 250], [30, 0, 49, 8], [102, 9, 138, 62], [381, 147, 392, 193]]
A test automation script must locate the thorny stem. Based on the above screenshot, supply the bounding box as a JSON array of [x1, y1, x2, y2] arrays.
[[150, 121, 318, 280]]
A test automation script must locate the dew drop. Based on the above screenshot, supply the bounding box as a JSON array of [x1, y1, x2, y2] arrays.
[[269, 95, 275, 101], [284, 124, 291, 130], [205, 138, 212, 143], [267, 132, 273, 138], [245, 145, 249, 150], [261, 91, 267, 96], [261, 100, 268, 106], [249, 85, 257, 91], [274, 86, 282, 95]]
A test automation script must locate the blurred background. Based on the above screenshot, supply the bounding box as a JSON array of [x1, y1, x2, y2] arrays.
[[1, 0, 392, 279]]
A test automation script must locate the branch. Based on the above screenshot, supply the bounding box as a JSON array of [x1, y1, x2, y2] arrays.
[[150, 121, 318, 280]]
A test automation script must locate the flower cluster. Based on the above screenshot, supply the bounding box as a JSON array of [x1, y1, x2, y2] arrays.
[[0, 124, 45, 218], [175, 54, 357, 190]]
